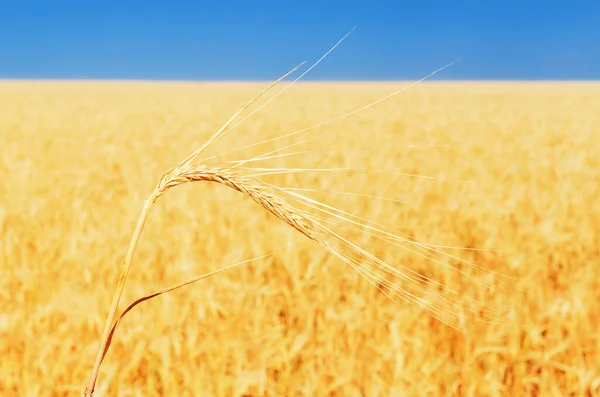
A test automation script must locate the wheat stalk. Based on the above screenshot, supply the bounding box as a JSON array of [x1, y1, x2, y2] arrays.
[[83, 29, 500, 396]]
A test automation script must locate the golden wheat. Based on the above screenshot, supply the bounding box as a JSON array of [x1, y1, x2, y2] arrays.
[[1, 79, 598, 396]]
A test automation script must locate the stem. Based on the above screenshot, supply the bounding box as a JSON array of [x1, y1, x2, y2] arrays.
[[84, 191, 158, 396]]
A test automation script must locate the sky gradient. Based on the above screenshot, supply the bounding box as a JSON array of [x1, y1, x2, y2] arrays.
[[1, 1, 599, 81]]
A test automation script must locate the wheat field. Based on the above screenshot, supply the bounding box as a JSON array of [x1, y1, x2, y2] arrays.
[[0, 80, 599, 396]]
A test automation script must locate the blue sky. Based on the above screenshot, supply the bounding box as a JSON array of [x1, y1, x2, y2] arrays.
[[0, 1, 598, 80]]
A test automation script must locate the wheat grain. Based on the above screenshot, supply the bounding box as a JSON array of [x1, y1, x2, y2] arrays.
[[157, 166, 324, 242]]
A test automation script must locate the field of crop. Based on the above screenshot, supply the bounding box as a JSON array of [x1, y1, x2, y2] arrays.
[[0, 81, 599, 396]]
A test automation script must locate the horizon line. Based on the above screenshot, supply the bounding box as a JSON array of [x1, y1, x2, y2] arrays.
[[1, 78, 599, 84]]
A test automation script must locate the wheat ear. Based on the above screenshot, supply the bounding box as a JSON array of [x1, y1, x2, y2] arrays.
[[84, 30, 470, 395]]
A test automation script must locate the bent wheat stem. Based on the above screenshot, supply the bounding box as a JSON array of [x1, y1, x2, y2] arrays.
[[84, 192, 158, 397]]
